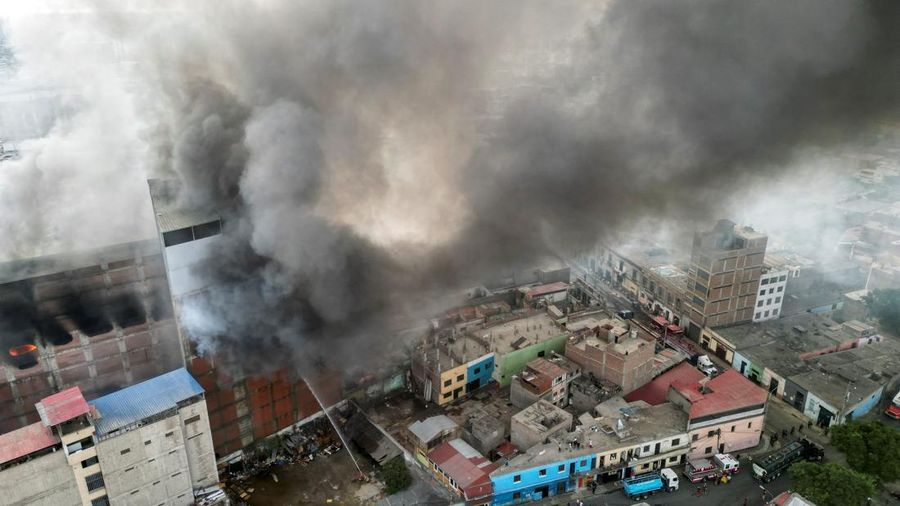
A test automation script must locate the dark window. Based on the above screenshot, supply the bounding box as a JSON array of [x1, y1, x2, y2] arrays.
[[66, 436, 95, 454], [513, 492, 521, 500], [165, 431, 174, 437], [643, 445, 650, 452], [761, 278, 769, 285], [580, 459, 587, 467], [80, 456, 99, 468], [162, 228, 193, 247], [120, 448, 131, 455], [130, 490, 140, 495], [748, 422, 752, 428], [144, 440, 151, 445], [442, 392, 451, 399], [558, 464, 565, 472], [473, 367, 480, 374], [671, 438, 680, 446], [171, 472, 182, 478], [539, 469, 547, 477], [125, 467, 134, 472], [90, 496, 110, 506], [184, 414, 201, 425], [778, 275, 787, 282], [731, 425, 736, 432], [443, 379, 451, 387], [705, 446, 713, 454], [697, 269, 710, 281], [707, 430, 715, 438], [85, 473, 105, 491], [537, 350, 546, 357], [192, 220, 221, 240], [456, 374, 464, 382], [513, 475, 521, 483], [692, 434, 699, 442], [642, 463, 649, 469]]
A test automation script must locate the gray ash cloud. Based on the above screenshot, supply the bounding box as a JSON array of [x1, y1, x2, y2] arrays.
[[17, 0, 896, 376]]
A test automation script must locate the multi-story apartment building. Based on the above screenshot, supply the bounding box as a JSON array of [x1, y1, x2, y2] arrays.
[[564, 316, 656, 395], [0, 368, 217, 506], [685, 220, 768, 337], [509, 355, 581, 409], [0, 239, 183, 435], [752, 266, 789, 322]]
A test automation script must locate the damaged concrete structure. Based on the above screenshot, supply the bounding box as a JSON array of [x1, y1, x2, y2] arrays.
[[0, 239, 183, 435], [148, 179, 336, 459]]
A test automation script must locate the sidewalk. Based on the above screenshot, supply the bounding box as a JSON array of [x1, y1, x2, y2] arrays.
[[530, 482, 620, 506]]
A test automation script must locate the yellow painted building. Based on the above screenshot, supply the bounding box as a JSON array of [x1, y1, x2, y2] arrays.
[[437, 363, 469, 406]]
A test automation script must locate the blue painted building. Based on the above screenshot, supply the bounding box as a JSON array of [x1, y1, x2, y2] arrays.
[[467, 354, 496, 393], [491, 452, 596, 505]]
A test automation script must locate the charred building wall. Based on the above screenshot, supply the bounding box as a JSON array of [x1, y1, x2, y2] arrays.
[[0, 239, 183, 434]]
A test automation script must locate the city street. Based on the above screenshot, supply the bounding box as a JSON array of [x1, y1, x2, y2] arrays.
[[572, 469, 792, 506]]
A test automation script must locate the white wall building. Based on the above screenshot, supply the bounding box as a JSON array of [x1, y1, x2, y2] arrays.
[[753, 268, 789, 322]]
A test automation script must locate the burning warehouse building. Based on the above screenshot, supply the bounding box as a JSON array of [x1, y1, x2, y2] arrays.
[[148, 179, 338, 459], [0, 239, 184, 434]]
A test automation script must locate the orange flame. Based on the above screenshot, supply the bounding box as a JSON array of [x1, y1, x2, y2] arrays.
[[9, 344, 37, 357]]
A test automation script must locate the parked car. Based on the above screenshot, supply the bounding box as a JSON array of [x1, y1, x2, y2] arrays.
[[884, 390, 900, 419]]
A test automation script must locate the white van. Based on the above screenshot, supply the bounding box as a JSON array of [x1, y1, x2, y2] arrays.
[[696, 355, 717, 376]]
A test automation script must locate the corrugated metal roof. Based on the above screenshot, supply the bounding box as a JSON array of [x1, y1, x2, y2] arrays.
[[408, 415, 457, 443], [90, 368, 204, 437], [0, 422, 59, 465], [36, 386, 90, 426], [427, 439, 495, 492]]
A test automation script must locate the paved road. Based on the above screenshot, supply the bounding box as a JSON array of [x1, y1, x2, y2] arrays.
[[566, 469, 793, 506]]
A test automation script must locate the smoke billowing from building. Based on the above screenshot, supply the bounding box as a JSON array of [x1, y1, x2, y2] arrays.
[[3, 0, 898, 375]]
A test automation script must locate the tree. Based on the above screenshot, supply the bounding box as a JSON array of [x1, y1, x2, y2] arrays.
[[791, 462, 875, 506], [830, 420, 900, 482], [863, 289, 900, 335], [382, 456, 412, 495]]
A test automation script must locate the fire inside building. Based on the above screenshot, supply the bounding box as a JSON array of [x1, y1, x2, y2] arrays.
[[0, 181, 338, 461]]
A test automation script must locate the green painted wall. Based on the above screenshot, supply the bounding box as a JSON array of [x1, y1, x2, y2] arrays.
[[495, 333, 568, 387]]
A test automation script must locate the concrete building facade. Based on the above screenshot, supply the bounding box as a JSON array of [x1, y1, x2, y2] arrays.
[[753, 267, 788, 322], [0, 239, 182, 436], [686, 220, 768, 334], [563, 317, 655, 394], [0, 368, 217, 506]]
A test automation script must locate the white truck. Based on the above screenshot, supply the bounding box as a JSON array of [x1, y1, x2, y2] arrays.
[[696, 355, 718, 376]]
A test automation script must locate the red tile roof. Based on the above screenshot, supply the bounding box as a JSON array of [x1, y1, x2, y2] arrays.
[[36, 386, 90, 426], [673, 369, 768, 420], [625, 362, 705, 405], [0, 422, 60, 465], [428, 439, 496, 500]]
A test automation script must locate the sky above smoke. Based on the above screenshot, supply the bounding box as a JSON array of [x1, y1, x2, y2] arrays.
[[1, 0, 897, 376]]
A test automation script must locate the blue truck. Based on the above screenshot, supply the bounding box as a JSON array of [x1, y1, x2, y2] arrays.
[[622, 468, 680, 501]]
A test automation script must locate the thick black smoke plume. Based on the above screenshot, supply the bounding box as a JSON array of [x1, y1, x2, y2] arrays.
[[14, 0, 898, 376]]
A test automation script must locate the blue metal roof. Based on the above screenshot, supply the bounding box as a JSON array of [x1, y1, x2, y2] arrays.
[[90, 368, 204, 437]]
